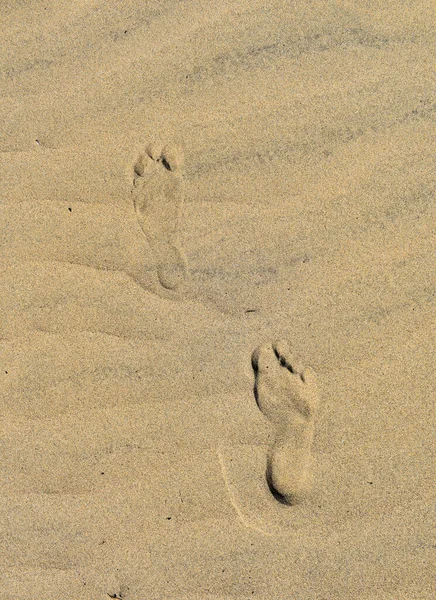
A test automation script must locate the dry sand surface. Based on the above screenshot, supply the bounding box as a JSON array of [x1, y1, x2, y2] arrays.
[[1, 1, 435, 598]]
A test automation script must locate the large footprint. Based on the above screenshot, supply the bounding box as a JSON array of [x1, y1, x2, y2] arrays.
[[132, 142, 187, 290], [251, 340, 319, 505]]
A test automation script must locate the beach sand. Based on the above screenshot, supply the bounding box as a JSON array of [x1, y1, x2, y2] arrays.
[[1, 1, 435, 598]]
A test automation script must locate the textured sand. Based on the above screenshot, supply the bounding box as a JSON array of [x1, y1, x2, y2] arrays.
[[1, 1, 435, 598]]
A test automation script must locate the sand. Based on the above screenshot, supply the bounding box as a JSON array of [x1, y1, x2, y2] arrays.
[[1, 1, 435, 598]]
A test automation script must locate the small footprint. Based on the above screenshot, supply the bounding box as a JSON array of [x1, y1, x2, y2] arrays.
[[251, 340, 319, 505], [132, 142, 187, 290]]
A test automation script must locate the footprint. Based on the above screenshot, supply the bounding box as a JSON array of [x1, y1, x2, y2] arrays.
[[251, 340, 319, 505], [132, 142, 187, 290]]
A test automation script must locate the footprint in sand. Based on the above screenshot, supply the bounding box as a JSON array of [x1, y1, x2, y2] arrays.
[[132, 142, 187, 290], [251, 340, 319, 505]]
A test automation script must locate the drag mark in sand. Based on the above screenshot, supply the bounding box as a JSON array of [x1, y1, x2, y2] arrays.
[[217, 448, 273, 537]]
